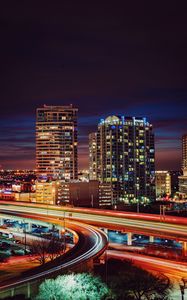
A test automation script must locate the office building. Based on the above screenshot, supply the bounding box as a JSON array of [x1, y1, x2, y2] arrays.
[[57, 180, 112, 208], [179, 169, 187, 197], [179, 134, 187, 198], [155, 171, 171, 197], [89, 116, 155, 204], [182, 134, 187, 169], [170, 170, 181, 196], [36, 105, 78, 181], [35, 180, 58, 205]]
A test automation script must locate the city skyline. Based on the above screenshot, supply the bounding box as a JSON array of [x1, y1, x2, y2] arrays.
[[1, 2, 187, 170], [0, 107, 185, 171]]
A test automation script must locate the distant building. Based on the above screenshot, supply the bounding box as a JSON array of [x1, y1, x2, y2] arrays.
[[14, 192, 36, 202], [178, 134, 187, 198], [12, 182, 35, 193], [57, 180, 112, 208], [170, 171, 181, 195], [178, 169, 187, 197], [89, 116, 155, 204], [155, 171, 171, 197], [36, 104, 78, 181]]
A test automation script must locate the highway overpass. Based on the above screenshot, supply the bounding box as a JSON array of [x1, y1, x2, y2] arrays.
[[0, 201, 187, 255], [0, 210, 108, 299]]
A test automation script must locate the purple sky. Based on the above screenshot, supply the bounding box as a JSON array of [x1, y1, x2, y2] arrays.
[[0, 2, 187, 170]]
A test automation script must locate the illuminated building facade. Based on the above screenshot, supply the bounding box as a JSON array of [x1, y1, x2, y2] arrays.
[[182, 134, 187, 169], [36, 105, 78, 181], [35, 180, 58, 205], [89, 132, 98, 180], [89, 116, 155, 204], [155, 171, 171, 197], [179, 134, 187, 197], [179, 169, 187, 197]]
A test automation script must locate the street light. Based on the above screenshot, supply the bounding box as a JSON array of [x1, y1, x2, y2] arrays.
[[60, 210, 66, 253], [22, 219, 27, 253], [137, 198, 140, 213]]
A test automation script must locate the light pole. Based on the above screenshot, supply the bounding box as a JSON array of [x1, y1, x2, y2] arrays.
[[137, 199, 140, 213], [22, 219, 27, 253], [160, 205, 166, 222], [63, 210, 66, 252]]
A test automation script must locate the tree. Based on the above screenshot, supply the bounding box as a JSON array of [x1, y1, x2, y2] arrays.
[[47, 237, 64, 261], [35, 273, 111, 300], [106, 259, 172, 300], [30, 237, 64, 265], [30, 239, 50, 265]]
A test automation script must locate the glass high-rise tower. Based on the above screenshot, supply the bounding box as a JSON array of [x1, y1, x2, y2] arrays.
[[89, 115, 155, 204], [36, 105, 78, 181], [182, 134, 187, 170]]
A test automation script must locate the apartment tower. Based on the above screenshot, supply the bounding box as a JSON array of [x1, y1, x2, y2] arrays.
[[182, 134, 187, 170], [36, 105, 78, 181], [89, 116, 155, 204]]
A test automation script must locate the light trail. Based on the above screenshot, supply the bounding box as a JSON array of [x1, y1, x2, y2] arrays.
[[1, 203, 187, 241], [1, 200, 187, 225], [0, 211, 108, 292], [1, 201, 187, 296], [106, 250, 186, 299]]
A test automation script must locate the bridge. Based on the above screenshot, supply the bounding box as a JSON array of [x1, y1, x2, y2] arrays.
[[0, 208, 108, 299], [1, 200, 187, 299], [0, 201, 187, 255]]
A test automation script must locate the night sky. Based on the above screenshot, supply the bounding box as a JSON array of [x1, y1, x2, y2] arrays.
[[0, 2, 187, 170]]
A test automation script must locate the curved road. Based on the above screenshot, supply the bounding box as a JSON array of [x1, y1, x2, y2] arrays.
[[0, 210, 108, 292]]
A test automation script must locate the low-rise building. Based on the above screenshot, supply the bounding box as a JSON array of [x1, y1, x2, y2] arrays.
[[35, 180, 58, 205], [57, 180, 112, 208]]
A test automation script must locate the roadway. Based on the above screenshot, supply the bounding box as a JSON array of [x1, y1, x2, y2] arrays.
[[0, 210, 108, 293], [107, 250, 186, 300], [1, 201, 187, 242], [1, 201, 187, 298], [107, 250, 187, 281]]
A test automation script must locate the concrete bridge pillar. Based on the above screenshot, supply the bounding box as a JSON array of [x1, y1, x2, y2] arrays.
[[182, 241, 187, 257], [11, 289, 14, 297], [149, 236, 154, 243], [127, 232, 132, 246], [27, 222, 32, 232], [27, 282, 31, 299], [57, 226, 62, 238], [103, 228, 108, 235]]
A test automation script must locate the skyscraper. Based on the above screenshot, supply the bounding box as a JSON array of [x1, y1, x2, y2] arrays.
[[36, 105, 78, 181], [89, 115, 155, 204], [182, 134, 187, 170]]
